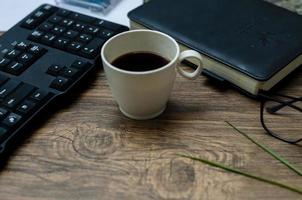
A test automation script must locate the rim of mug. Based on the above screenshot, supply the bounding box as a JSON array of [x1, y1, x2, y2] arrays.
[[101, 29, 180, 75]]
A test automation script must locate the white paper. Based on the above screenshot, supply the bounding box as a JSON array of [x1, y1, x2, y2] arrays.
[[0, 0, 143, 31]]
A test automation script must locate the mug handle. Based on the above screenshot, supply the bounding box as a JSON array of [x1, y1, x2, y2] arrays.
[[177, 50, 203, 79]]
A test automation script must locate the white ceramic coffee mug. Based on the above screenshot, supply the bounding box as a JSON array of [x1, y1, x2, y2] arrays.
[[101, 30, 203, 120]]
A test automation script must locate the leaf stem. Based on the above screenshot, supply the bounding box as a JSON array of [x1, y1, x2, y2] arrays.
[[226, 121, 302, 176], [179, 154, 302, 195]]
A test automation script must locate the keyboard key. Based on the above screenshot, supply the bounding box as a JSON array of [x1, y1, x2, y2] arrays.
[[6, 62, 25, 75], [28, 45, 47, 56], [41, 34, 57, 45], [42, 4, 57, 13], [0, 108, 8, 120], [52, 26, 66, 35], [69, 13, 95, 23], [73, 22, 86, 31], [50, 76, 70, 91], [60, 67, 79, 79], [3, 113, 22, 127], [67, 42, 83, 53], [95, 20, 122, 31], [71, 60, 91, 70], [28, 30, 44, 41], [57, 9, 70, 17], [18, 53, 34, 65], [48, 16, 63, 24], [30, 89, 49, 101], [94, 20, 105, 27], [39, 22, 54, 31], [47, 64, 64, 76], [64, 30, 79, 39], [0, 58, 11, 68], [5, 50, 21, 59], [61, 19, 74, 27], [78, 34, 92, 43], [15, 42, 30, 51], [85, 26, 99, 35], [0, 127, 8, 143], [80, 47, 97, 59], [0, 74, 9, 86], [21, 17, 41, 29], [53, 37, 70, 49], [0, 79, 21, 99], [99, 29, 115, 39], [80, 38, 105, 58], [3, 83, 35, 109], [17, 100, 36, 115], [4, 99, 17, 108], [33, 10, 48, 19]]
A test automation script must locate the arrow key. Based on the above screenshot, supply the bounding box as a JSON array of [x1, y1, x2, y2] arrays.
[[3, 113, 22, 127], [50, 76, 71, 91]]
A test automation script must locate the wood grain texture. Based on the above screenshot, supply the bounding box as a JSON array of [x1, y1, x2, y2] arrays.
[[0, 0, 302, 199]]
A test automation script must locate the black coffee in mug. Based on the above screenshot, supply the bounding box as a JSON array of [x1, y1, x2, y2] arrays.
[[111, 52, 170, 72]]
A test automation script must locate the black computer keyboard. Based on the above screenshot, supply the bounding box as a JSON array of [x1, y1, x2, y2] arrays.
[[0, 4, 128, 157]]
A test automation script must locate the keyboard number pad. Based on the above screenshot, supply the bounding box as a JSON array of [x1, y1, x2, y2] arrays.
[[26, 6, 127, 59]]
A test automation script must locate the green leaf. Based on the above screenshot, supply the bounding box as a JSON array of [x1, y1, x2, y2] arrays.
[[226, 121, 302, 176], [179, 154, 302, 195]]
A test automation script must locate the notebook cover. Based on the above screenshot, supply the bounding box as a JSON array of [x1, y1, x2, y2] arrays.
[[128, 0, 302, 81]]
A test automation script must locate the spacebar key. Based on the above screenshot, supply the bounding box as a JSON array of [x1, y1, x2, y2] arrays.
[[3, 83, 35, 108]]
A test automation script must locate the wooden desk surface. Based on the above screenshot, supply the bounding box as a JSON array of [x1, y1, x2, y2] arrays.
[[0, 1, 302, 199]]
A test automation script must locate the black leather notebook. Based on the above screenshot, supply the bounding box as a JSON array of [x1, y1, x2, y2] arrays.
[[128, 0, 302, 96]]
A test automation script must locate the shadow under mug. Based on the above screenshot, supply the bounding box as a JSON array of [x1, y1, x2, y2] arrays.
[[101, 30, 203, 120]]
